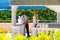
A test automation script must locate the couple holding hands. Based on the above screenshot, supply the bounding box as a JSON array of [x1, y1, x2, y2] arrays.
[[20, 11, 39, 37]]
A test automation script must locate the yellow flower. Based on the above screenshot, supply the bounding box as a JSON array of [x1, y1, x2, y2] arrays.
[[38, 30, 43, 36], [0, 33, 6, 40], [44, 35, 50, 40], [5, 37, 10, 40], [14, 33, 26, 40], [30, 35, 38, 40], [7, 30, 11, 33], [6, 32, 11, 40], [0, 28, 3, 33], [38, 30, 45, 40], [54, 30, 60, 39], [38, 35, 43, 40]]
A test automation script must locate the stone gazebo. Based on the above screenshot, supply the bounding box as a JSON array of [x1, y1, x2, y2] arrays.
[[10, 0, 60, 36]]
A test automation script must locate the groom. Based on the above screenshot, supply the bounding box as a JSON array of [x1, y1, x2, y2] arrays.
[[21, 12, 30, 37]]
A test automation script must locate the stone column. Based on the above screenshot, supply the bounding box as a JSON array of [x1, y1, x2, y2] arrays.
[[11, 5, 18, 26], [11, 5, 18, 38]]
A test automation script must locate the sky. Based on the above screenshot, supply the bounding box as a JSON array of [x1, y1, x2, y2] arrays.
[[0, 0, 11, 9], [0, 0, 10, 5], [0, 0, 9, 3]]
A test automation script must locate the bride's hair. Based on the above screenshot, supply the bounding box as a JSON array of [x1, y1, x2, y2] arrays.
[[34, 11, 38, 21]]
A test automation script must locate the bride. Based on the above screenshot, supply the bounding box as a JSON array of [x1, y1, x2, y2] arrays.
[[32, 11, 40, 36], [33, 11, 39, 28]]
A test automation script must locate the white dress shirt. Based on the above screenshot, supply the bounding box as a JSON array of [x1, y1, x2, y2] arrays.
[[21, 15, 27, 24]]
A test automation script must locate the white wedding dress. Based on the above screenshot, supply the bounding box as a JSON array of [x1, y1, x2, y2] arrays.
[[32, 16, 40, 36]]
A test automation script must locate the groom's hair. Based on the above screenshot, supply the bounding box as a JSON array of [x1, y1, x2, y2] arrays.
[[22, 12, 25, 15]]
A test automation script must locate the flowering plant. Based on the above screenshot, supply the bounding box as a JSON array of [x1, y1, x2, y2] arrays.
[[14, 33, 27, 40], [0, 28, 60, 40]]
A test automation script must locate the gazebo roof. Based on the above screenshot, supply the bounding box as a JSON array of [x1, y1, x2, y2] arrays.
[[10, 0, 60, 5]]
